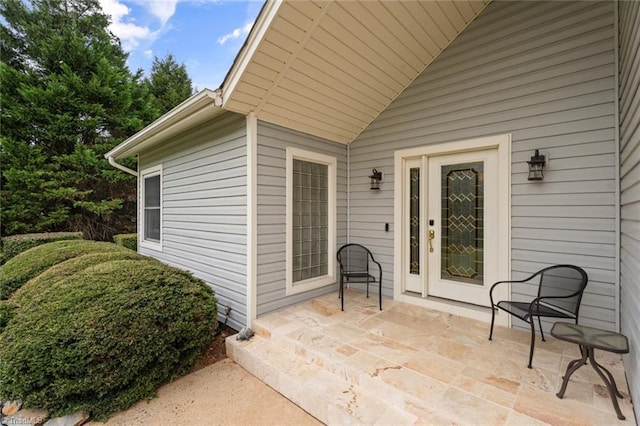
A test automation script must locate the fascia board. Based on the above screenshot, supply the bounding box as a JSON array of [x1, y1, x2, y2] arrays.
[[105, 88, 223, 159], [222, 0, 283, 109]]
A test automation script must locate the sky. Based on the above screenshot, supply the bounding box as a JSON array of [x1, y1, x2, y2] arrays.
[[98, 0, 264, 91]]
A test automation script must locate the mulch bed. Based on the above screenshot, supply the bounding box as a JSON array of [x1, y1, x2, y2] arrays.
[[190, 325, 236, 372]]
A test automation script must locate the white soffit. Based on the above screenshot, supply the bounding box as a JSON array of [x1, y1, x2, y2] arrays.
[[223, 0, 491, 144]]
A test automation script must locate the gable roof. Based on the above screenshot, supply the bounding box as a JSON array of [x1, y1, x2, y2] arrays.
[[223, 0, 491, 144], [107, 0, 490, 161]]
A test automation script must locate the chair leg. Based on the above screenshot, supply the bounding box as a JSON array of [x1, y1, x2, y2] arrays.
[[538, 316, 545, 342], [489, 306, 496, 341], [378, 281, 382, 310], [340, 276, 344, 311], [366, 277, 369, 298], [528, 320, 536, 369]]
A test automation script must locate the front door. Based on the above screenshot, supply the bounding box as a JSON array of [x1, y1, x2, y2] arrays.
[[402, 148, 499, 307]]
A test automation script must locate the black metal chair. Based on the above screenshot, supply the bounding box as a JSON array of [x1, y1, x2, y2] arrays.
[[489, 265, 588, 368], [337, 244, 382, 311]]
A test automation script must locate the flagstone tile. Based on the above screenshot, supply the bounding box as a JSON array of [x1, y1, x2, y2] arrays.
[[230, 292, 636, 425], [404, 399, 459, 425], [374, 406, 418, 426], [436, 387, 511, 425], [428, 336, 474, 360], [378, 366, 448, 404], [342, 350, 403, 378], [399, 332, 440, 352], [593, 383, 634, 416], [451, 375, 486, 396], [308, 298, 342, 317], [403, 351, 464, 384], [270, 319, 306, 337], [338, 308, 380, 326], [357, 316, 428, 343], [479, 337, 534, 359], [326, 382, 389, 425], [504, 346, 563, 372], [350, 332, 419, 363], [377, 309, 449, 336], [460, 366, 521, 394], [286, 327, 352, 361], [505, 411, 549, 426], [514, 385, 623, 425], [498, 359, 559, 393], [481, 385, 518, 409], [321, 322, 368, 343]]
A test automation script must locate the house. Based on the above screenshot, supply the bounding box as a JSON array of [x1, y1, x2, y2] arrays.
[[106, 0, 639, 413]]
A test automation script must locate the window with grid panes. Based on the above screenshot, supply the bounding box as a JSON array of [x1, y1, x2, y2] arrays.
[[292, 159, 329, 282], [286, 147, 336, 295]]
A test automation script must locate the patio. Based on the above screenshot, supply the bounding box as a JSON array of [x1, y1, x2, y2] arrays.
[[227, 290, 635, 425]]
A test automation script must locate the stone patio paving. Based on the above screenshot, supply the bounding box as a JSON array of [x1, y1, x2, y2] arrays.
[[227, 290, 635, 425]]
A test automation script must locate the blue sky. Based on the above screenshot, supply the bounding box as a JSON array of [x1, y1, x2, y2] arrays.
[[99, 0, 264, 91]]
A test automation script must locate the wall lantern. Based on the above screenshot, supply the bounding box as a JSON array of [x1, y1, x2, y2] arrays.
[[527, 149, 546, 181], [369, 169, 382, 190]]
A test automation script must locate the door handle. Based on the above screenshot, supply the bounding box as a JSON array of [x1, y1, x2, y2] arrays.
[[428, 229, 435, 253]]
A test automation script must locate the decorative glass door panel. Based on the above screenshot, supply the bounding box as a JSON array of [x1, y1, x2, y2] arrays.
[[404, 158, 423, 293], [427, 150, 497, 307], [441, 162, 484, 285], [410, 167, 421, 274]]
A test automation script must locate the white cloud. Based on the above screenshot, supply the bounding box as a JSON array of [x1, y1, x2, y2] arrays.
[[144, 49, 154, 59], [100, 0, 161, 52], [132, 0, 178, 26], [217, 21, 253, 45], [100, 0, 130, 22]]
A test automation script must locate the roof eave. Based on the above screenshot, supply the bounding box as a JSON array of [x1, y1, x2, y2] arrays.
[[105, 88, 224, 160], [221, 0, 283, 110]]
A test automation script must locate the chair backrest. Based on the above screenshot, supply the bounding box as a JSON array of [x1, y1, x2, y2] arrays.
[[536, 265, 588, 316], [337, 244, 372, 273]]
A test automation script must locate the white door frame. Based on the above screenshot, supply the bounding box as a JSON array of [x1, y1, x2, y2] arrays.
[[393, 134, 512, 326]]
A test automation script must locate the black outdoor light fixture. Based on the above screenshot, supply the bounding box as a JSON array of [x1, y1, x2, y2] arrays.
[[369, 168, 382, 190], [527, 149, 546, 181]]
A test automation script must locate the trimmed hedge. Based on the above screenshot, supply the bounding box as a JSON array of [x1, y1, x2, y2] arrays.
[[0, 258, 217, 420], [0, 240, 127, 300], [12, 251, 145, 308], [113, 233, 137, 251], [0, 300, 17, 334], [1, 232, 83, 264]]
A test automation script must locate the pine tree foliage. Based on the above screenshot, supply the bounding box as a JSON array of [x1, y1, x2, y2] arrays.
[[148, 53, 194, 115], [0, 0, 158, 240]]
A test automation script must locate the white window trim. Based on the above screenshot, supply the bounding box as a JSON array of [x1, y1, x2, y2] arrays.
[[286, 147, 337, 296], [139, 164, 163, 250]]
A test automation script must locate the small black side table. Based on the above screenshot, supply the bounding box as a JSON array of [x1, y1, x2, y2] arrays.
[[551, 322, 629, 420]]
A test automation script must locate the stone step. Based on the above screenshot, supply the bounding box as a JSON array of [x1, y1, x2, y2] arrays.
[[227, 333, 416, 425], [250, 316, 422, 408]]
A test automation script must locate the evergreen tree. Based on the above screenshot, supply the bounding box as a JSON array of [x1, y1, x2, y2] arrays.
[[0, 0, 157, 240], [148, 53, 194, 115]]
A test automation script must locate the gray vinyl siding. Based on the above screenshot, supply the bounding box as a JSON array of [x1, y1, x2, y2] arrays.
[[138, 112, 248, 330], [256, 121, 348, 316], [618, 0, 640, 413], [349, 1, 618, 330]]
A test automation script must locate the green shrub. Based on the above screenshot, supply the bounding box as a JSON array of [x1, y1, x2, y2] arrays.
[[113, 233, 137, 251], [0, 259, 217, 420], [12, 251, 147, 308], [0, 300, 17, 333], [0, 240, 127, 300], [1, 232, 83, 264]]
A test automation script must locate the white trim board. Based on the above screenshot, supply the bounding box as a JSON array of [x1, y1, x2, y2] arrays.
[[246, 113, 258, 327], [285, 147, 337, 296], [393, 134, 512, 327], [139, 164, 163, 252]]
